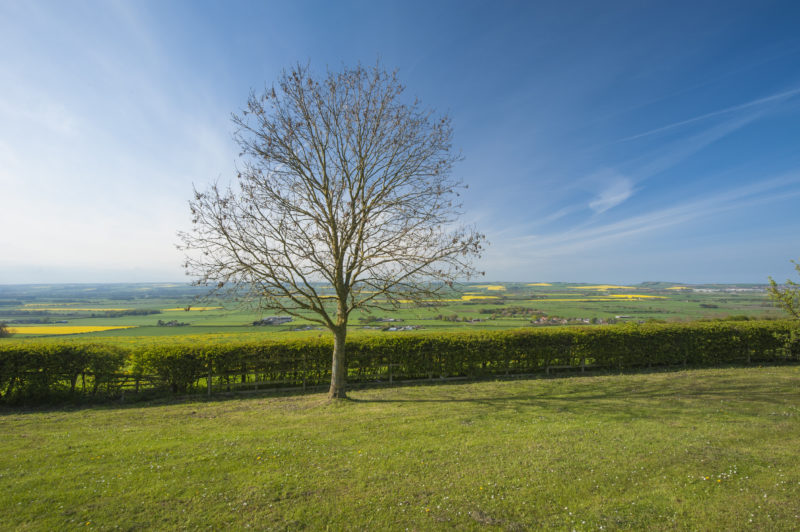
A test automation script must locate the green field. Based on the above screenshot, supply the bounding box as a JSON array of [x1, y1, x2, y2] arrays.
[[2, 366, 799, 530], [0, 282, 781, 346]]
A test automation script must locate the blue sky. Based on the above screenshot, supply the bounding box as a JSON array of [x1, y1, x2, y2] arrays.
[[2, 0, 800, 284]]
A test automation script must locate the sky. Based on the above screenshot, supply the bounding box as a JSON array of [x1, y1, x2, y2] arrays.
[[2, 0, 800, 285]]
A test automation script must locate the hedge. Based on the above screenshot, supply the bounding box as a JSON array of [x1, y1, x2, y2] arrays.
[[1, 320, 798, 403], [0, 343, 129, 403]]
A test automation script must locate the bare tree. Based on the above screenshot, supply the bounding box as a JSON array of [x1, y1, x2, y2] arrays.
[[180, 63, 486, 399], [768, 259, 800, 319], [0, 322, 11, 338]]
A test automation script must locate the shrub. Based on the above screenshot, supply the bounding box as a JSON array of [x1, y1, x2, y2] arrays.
[[0, 343, 129, 403], [2, 320, 798, 404]]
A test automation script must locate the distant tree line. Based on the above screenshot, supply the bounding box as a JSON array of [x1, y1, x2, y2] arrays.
[[157, 320, 189, 327], [0, 309, 161, 318], [93, 310, 161, 318]]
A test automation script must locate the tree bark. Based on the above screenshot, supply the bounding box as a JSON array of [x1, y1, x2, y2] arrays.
[[328, 327, 347, 399]]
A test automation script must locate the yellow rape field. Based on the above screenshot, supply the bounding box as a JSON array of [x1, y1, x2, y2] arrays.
[[396, 294, 500, 303], [21, 308, 133, 312], [529, 296, 661, 302], [606, 294, 666, 299], [527, 282, 552, 286], [570, 285, 635, 290], [667, 286, 689, 290], [8, 326, 136, 335], [471, 285, 506, 291], [161, 307, 223, 311], [396, 299, 462, 303]]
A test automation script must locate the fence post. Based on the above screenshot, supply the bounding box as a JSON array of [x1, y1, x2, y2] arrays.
[[207, 369, 212, 398]]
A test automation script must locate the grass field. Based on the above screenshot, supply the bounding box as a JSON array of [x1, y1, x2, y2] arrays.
[[2, 366, 799, 530]]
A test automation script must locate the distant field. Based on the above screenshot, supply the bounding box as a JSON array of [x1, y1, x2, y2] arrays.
[[0, 281, 781, 344], [1, 367, 798, 529], [6, 325, 135, 335]]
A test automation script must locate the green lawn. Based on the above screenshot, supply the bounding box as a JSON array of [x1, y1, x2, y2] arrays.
[[2, 367, 799, 530]]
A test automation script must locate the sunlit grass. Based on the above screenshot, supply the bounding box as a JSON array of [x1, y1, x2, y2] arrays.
[[1, 366, 798, 530]]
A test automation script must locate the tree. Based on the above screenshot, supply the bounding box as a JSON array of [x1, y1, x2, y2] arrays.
[[0, 322, 11, 338], [180, 63, 486, 399], [768, 260, 800, 319]]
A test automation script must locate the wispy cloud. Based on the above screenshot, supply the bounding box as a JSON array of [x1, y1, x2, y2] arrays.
[[632, 111, 763, 179], [506, 172, 800, 259], [0, 2, 236, 283], [588, 175, 635, 213], [615, 86, 800, 143], [526, 94, 778, 229]]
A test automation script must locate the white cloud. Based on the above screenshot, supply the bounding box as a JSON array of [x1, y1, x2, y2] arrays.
[[589, 177, 634, 213]]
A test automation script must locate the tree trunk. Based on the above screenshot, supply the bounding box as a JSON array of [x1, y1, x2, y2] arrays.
[[328, 327, 347, 399]]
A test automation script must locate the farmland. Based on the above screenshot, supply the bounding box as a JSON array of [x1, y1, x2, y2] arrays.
[[0, 281, 780, 345]]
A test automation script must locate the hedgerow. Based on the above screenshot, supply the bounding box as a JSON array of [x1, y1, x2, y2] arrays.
[[0, 320, 797, 403], [0, 343, 128, 403]]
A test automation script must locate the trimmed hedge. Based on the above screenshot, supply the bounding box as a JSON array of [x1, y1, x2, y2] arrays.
[[1, 321, 798, 403], [0, 343, 129, 403]]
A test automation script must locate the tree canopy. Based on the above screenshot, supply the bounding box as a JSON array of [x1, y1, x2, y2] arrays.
[[768, 260, 800, 319], [180, 63, 485, 398]]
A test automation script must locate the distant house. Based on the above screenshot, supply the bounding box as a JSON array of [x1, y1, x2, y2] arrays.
[[253, 316, 293, 326], [384, 325, 422, 332]]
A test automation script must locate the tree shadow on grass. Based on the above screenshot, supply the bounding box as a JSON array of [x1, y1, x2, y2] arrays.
[[1, 362, 798, 418], [347, 366, 800, 420]]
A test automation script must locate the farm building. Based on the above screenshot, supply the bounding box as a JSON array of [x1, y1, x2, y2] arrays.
[[253, 316, 293, 326]]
